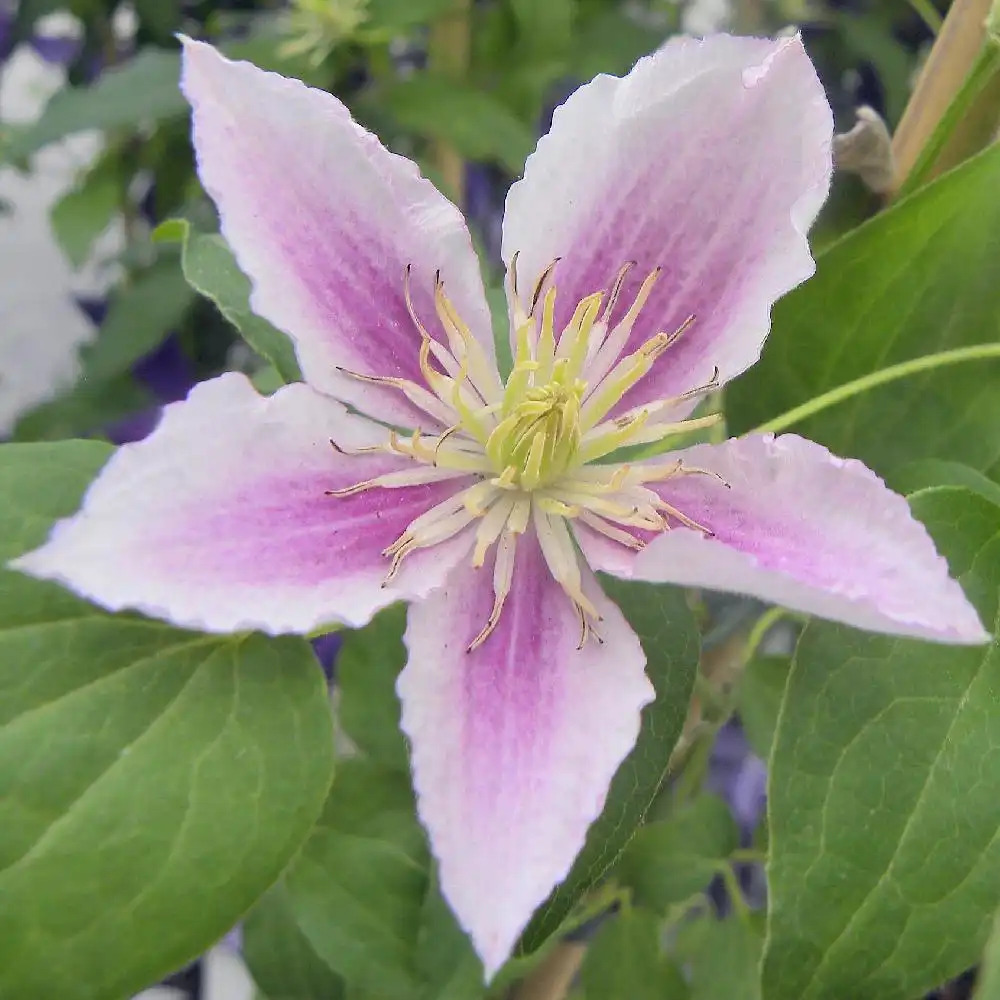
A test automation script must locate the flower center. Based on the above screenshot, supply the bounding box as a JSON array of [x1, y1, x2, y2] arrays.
[[327, 257, 723, 650], [486, 378, 585, 489]]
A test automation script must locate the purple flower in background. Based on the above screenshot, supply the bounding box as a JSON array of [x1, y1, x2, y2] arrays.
[[311, 630, 341, 680], [14, 34, 989, 980], [0, 5, 80, 66], [95, 335, 197, 445], [708, 721, 767, 837]]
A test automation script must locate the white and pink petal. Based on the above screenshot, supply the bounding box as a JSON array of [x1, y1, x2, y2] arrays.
[[399, 529, 652, 978], [13, 373, 473, 635], [502, 34, 832, 419], [181, 39, 495, 429], [579, 434, 988, 644]]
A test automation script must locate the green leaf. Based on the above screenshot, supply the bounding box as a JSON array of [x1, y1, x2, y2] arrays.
[[338, 605, 409, 772], [379, 76, 535, 175], [569, 8, 656, 79], [82, 258, 194, 385], [0, 441, 335, 1000], [4, 49, 186, 162], [510, 0, 575, 57], [763, 486, 1000, 1000], [677, 915, 764, 1000], [888, 459, 1000, 508], [619, 795, 739, 912], [49, 153, 121, 268], [285, 759, 430, 998], [727, 143, 1000, 484], [414, 879, 487, 1000], [521, 579, 700, 951], [13, 373, 152, 443], [160, 219, 301, 383], [975, 909, 1000, 999], [133, 0, 182, 40], [580, 909, 689, 1000], [365, 0, 456, 31], [739, 655, 792, 761], [243, 882, 346, 1000]]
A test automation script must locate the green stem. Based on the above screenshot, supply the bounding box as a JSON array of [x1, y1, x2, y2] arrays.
[[717, 861, 751, 924], [897, 38, 1000, 199], [731, 847, 767, 864], [751, 343, 1000, 436], [908, 0, 944, 34], [427, 0, 472, 204], [743, 607, 793, 663]]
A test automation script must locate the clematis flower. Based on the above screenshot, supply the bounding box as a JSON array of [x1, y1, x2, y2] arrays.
[[14, 34, 989, 977]]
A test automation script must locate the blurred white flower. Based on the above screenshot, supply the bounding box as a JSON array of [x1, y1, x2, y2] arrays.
[[682, 0, 732, 33], [0, 15, 121, 434]]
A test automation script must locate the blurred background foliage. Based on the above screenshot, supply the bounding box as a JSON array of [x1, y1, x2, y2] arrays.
[[0, 0, 949, 448]]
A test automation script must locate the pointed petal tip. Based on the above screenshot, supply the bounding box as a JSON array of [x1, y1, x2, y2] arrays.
[[502, 30, 832, 421], [179, 35, 494, 428], [8, 374, 472, 636], [609, 433, 992, 648], [399, 533, 652, 985], [179, 35, 234, 99]]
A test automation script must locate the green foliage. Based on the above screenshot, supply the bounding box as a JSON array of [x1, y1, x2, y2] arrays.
[[3, 49, 187, 164], [739, 654, 792, 760], [414, 880, 488, 1000], [976, 910, 1000, 999], [284, 759, 430, 997], [677, 915, 765, 1000], [728, 143, 1000, 485], [49, 152, 121, 268], [365, 0, 457, 32], [133, 0, 183, 41], [763, 487, 1000, 1000], [158, 219, 301, 383], [378, 75, 536, 175], [337, 605, 409, 773], [888, 459, 1000, 507], [243, 882, 347, 1000], [618, 795, 739, 912], [82, 257, 194, 382], [579, 909, 689, 1000], [0, 442, 334, 999]]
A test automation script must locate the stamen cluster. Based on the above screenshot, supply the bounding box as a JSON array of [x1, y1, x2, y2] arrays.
[[329, 258, 722, 649]]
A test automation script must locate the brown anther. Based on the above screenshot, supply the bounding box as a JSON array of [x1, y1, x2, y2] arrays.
[[657, 499, 713, 535], [529, 257, 561, 316], [402, 265, 433, 340], [325, 480, 373, 497], [432, 424, 461, 465], [602, 260, 637, 322], [646, 314, 696, 362], [508, 250, 521, 298], [678, 463, 732, 489], [336, 366, 400, 388]]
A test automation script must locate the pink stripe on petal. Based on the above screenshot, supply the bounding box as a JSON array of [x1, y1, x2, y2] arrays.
[[586, 434, 988, 644], [503, 34, 832, 418], [399, 529, 651, 978], [181, 39, 494, 428], [14, 374, 472, 634]]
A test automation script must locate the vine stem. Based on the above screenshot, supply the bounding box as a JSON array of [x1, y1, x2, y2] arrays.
[[891, 0, 996, 195], [751, 343, 1000, 436], [427, 0, 472, 204], [908, 0, 944, 34], [507, 943, 588, 1000]]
